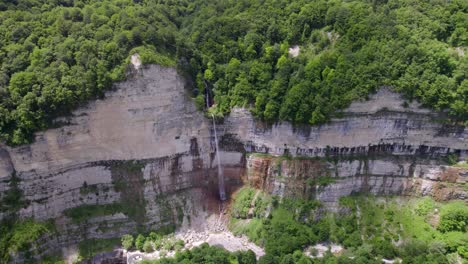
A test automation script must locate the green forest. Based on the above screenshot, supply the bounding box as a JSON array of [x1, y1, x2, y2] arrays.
[[0, 0, 467, 145], [226, 188, 468, 264]]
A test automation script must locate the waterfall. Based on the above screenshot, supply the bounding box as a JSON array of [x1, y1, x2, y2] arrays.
[[212, 114, 226, 201], [204, 80, 210, 109]]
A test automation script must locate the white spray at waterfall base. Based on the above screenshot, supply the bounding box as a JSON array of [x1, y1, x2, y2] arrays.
[[212, 114, 226, 201]]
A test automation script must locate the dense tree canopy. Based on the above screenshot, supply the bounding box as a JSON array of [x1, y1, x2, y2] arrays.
[[0, 0, 467, 144], [182, 0, 467, 123], [0, 0, 179, 144]]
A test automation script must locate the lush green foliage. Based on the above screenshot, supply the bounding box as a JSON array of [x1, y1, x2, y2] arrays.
[[437, 201, 468, 233], [263, 208, 315, 256], [135, 234, 146, 251], [328, 197, 468, 262], [230, 187, 321, 256], [230, 187, 468, 263], [121, 230, 184, 253], [121, 234, 134, 250], [1, 0, 466, 145], [182, 0, 468, 125], [0, 219, 50, 263], [0, 0, 178, 145], [231, 187, 256, 218], [143, 239, 154, 253]]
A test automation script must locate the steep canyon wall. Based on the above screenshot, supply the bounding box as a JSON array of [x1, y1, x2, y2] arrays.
[[223, 89, 467, 208], [0, 65, 466, 261], [0, 65, 243, 261]]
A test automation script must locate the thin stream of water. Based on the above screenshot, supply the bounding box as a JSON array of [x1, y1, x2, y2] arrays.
[[212, 114, 226, 201]]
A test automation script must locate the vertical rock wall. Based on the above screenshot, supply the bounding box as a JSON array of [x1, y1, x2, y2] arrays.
[[223, 88, 466, 209], [0, 65, 243, 262], [0, 65, 466, 262]]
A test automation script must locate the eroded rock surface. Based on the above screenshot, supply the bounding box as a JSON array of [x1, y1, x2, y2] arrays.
[[223, 88, 466, 209], [245, 155, 467, 210], [0, 65, 466, 262], [0, 65, 243, 262]]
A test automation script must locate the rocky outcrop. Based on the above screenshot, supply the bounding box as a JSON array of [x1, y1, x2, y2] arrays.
[[244, 154, 467, 210], [0, 65, 466, 262]]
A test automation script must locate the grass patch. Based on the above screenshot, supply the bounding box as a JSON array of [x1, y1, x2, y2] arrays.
[[230, 218, 264, 244], [337, 196, 468, 258], [230, 186, 321, 255], [63, 203, 123, 223], [42, 253, 66, 264], [452, 160, 468, 168], [129, 46, 176, 67]]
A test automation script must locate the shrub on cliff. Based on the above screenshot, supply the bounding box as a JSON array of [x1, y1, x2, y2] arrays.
[[232, 187, 256, 219], [442, 232, 468, 255], [135, 234, 146, 251], [438, 202, 468, 233], [143, 240, 154, 253], [173, 240, 185, 252], [414, 197, 436, 217], [121, 234, 134, 250]]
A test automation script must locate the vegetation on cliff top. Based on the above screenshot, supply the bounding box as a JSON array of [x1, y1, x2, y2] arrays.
[[0, 0, 178, 145], [0, 0, 466, 145]]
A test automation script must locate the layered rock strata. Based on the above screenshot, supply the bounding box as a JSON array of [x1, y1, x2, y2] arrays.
[[0, 65, 243, 261], [0, 65, 466, 262], [221, 88, 467, 208]]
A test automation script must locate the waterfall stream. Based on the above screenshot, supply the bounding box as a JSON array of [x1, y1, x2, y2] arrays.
[[212, 114, 226, 201]]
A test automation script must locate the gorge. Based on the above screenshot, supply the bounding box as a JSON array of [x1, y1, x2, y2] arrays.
[[0, 65, 466, 263]]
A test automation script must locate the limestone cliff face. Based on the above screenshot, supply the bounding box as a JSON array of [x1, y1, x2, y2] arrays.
[[223, 88, 467, 208], [244, 155, 467, 210], [0, 65, 466, 261], [0, 65, 243, 261], [224, 89, 466, 156]]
